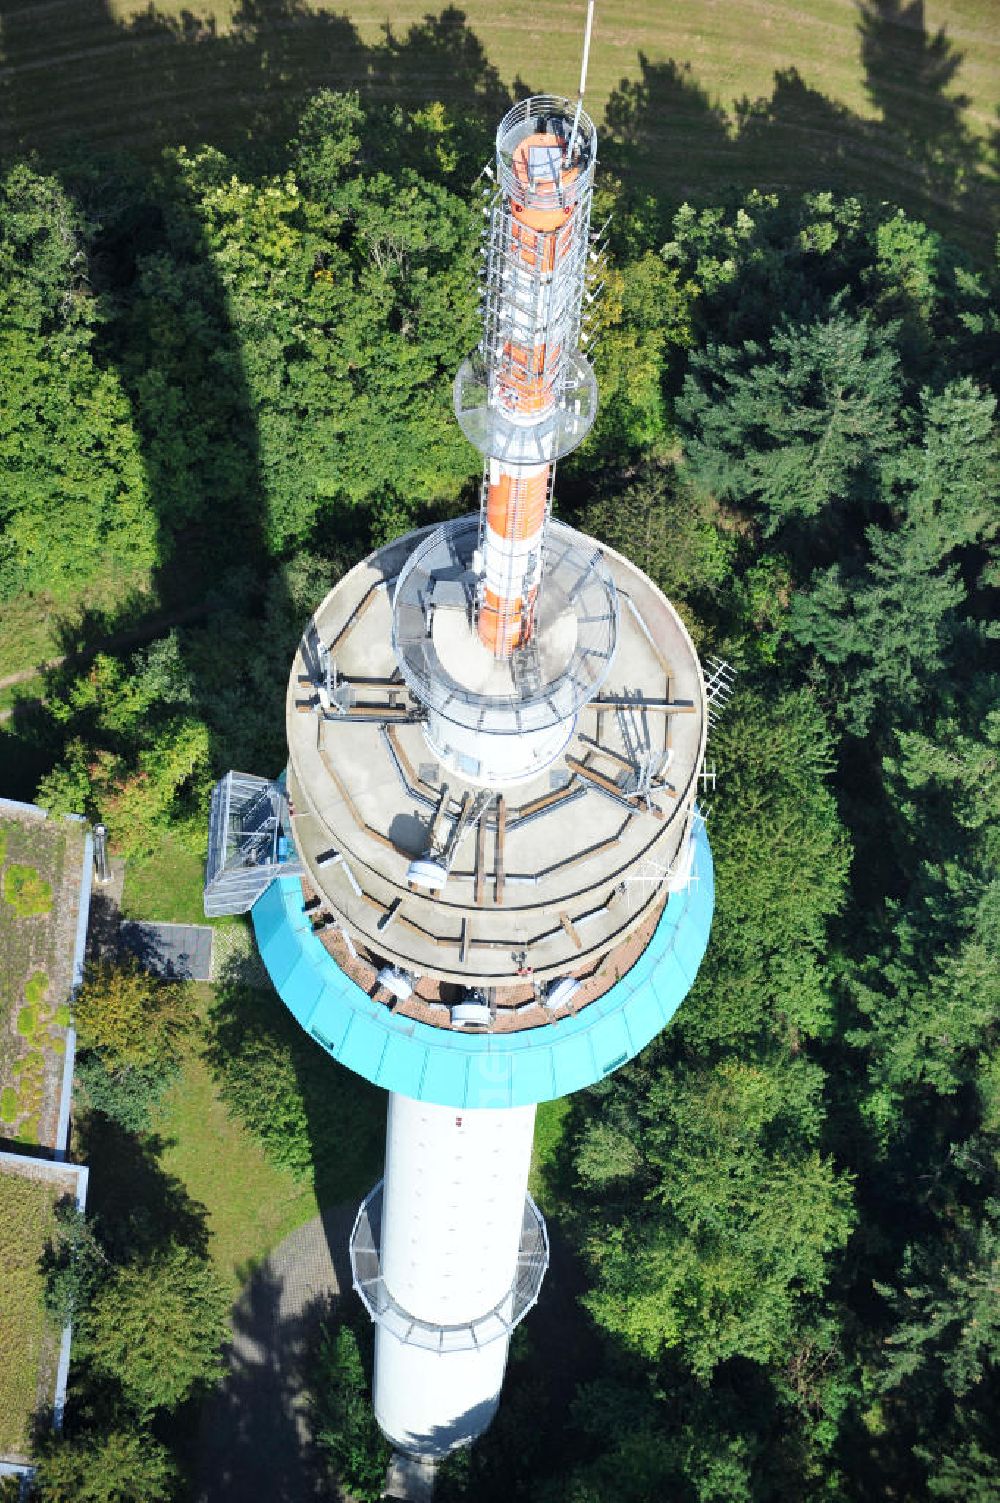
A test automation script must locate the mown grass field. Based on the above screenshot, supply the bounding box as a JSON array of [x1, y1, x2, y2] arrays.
[[108, 0, 997, 142], [121, 836, 209, 927], [152, 1024, 321, 1293], [0, 1167, 65, 1459], [0, 0, 994, 255]]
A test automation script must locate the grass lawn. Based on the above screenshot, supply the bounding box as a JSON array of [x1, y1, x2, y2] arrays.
[[0, 0, 992, 256], [530, 1095, 571, 1206], [153, 1033, 321, 1292], [121, 835, 208, 927], [0, 560, 154, 686], [0, 1166, 66, 1460], [103, 0, 995, 146]]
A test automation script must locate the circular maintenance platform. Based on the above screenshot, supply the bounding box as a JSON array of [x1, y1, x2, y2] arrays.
[[282, 515, 709, 1009], [391, 514, 617, 782]]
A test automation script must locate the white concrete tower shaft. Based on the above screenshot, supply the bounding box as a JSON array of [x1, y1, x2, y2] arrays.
[[372, 1095, 538, 1456]]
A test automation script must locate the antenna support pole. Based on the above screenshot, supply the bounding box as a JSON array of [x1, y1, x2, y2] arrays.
[[567, 0, 595, 161]]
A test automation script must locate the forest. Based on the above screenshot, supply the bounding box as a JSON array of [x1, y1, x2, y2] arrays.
[[0, 27, 997, 1503]]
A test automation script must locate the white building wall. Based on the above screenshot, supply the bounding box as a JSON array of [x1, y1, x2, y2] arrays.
[[373, 1093, 537, 1457]]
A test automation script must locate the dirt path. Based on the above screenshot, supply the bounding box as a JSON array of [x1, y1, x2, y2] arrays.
[[194, 1206, 354, 1503], [0, 602, 211, 720]]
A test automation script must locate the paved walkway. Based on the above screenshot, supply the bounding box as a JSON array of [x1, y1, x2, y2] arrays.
[[195, 1206, 355, 1503], [0, 602, 211, 721], [119, 919, 214, 980]]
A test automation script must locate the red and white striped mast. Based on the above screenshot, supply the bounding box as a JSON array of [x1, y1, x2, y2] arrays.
[[457, 0, 602, 668]]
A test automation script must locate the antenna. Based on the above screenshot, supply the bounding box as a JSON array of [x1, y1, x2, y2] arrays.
[[567, 0, 596, 160]]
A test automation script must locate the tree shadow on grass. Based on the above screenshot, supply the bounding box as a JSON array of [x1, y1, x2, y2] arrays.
[[601, 4, 996, 258], [0, 0, 516, 170], [203, 964, 384, 1211], [75, 1112, 212, 1262]]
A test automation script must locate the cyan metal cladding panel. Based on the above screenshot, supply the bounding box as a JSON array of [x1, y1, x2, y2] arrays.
[[251, 822, 714, 1108]]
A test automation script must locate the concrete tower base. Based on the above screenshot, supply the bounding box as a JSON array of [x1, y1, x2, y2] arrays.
[[355, 1094, 541, 1458]]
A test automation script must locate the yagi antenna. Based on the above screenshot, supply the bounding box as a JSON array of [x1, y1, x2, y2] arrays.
[[566, 0, 596, 160]]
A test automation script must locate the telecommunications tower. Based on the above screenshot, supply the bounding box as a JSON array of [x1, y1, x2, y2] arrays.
[[205, 26, 715, 1479]]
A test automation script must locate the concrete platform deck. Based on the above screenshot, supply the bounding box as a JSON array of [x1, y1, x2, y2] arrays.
[[285, 521, 706, 995]]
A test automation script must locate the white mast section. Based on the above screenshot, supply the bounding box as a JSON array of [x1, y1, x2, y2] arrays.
[[567, 0, 596, 160]]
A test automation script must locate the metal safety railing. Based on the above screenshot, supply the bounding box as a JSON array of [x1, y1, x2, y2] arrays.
[[349, 1179, 549, 1352]]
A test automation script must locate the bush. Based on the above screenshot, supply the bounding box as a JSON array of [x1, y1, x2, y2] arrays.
[[312, 1321, 390, 1501], [205, 977, 382, 1197], [79, 1243, 229, 1417], [3, 863, 53, 916], [16, 1005, 35, 1037], [0, 1085, 17, 1121], [42, 1197, 105, 1324], [74, 959, 188, 1070], [32, 1426, 177, 1503], [75, 1053, 177, 1134]]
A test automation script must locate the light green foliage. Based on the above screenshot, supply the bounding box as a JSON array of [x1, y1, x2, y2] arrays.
[[15, 1006, 34, 1037], [25, 970, 48, 1005], [33, 745, 95, 826], [292, 89, 364, 197], [157, 141, 479, 555], [582, 1058, 854, 1376], [573, 1119, 644, 1192], [663, 195, 780, 300], [0, 166, 155, 604], [3, 863, 53, 917], [872, 209, 942, 323], [32, 1427, 177, 1503], [37, 657, 211, 857], [0, 1086, 16, 1120], [586, 253, 694, 459], [80, 1243, 229, 1417]]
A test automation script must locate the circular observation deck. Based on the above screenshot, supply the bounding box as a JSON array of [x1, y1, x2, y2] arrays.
[[495, 94, 597, 211], [284, 519, 709, 1007], [391, 515, 617, 784], [453, 352, 598, 467]]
